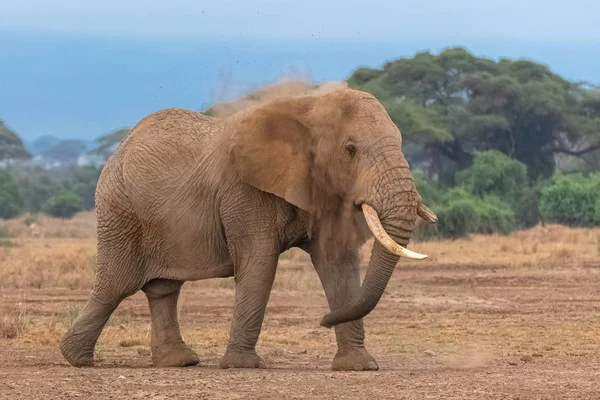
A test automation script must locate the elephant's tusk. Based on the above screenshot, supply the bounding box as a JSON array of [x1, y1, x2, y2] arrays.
[[417, 203, 438, 224], [361, 204, 428, 260]]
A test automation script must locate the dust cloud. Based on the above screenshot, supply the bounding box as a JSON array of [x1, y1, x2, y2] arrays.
[[205, 73, 348, 117]]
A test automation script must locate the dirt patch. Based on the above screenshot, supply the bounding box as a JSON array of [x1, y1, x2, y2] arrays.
[[1, 224, 600, 398]]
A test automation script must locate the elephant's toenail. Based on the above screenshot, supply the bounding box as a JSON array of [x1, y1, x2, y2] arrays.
[[354, 364, 364, 371], [227, 364, 234, 368], [367, 362, 378, 370]]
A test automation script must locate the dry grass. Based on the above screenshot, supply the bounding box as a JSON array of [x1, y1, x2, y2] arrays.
[[1, 212, 96, 239], [0, 303, 30, 339], [1, 217, 600, 365], [0, 239, 96, 289], [406, 224, 600, 269]]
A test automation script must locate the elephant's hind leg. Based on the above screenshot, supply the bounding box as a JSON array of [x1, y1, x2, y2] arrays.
[[60, 271, 144, 367], [142, 279, 199, 368], [59, 297, 121, 367], [60, 210, 145, 367]]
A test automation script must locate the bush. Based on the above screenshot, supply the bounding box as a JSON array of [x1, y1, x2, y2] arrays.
[[437, 198, 478, 239], [0, 169, 24, 219], [42, 190, 83, 219], [471, 196, 515, 235], [427, 188, 515, 240], [458, 150, 538, 228], [539, 173, 600, 227], [514, 186, 541, 229], [458, 150, 528, 199]]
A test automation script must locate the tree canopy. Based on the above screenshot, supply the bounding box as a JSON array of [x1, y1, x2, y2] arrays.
[[348, 47, 600, 181]]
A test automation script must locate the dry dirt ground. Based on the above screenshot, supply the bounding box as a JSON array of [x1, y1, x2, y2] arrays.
[[1, 214, 600, 399]]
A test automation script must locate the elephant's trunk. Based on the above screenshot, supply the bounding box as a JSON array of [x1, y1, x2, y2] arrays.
[[320, 188, 435, 328], [320, 239, 400, 328]]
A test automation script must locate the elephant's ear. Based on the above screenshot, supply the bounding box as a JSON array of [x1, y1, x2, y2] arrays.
[[229, 108, 316, 213]]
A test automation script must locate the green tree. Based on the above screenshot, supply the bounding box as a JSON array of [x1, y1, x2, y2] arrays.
[[42, 190, 83, 219], [64, 166, 102, 210], [13, 167, 59, 213], [0, 169, 25, 219], [347, 48, 600, 181]]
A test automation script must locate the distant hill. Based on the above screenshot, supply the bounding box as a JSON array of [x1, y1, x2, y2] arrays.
[[87, 128, 131, 161], [26, 135, 94, 155], [0, 120, 31, 161], [40, 139, 90, 163], [0, 122, 117, 168], [25, 135, 62, 154]]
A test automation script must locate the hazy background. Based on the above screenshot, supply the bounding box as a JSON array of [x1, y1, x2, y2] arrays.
[[1, 0, 599, 141]]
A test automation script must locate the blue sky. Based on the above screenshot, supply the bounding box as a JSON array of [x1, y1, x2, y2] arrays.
[[1, 0, 599, 141], [2, 0, 599, 41]]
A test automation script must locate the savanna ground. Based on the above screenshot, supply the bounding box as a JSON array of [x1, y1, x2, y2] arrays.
[[1, 213, 600, 399]]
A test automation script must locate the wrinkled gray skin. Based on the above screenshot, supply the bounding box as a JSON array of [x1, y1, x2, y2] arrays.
[[59, 89, 430, 371]]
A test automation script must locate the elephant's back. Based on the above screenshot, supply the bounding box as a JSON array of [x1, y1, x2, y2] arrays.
[[128, 108, 220, 145], [114, 108, 224, 203]]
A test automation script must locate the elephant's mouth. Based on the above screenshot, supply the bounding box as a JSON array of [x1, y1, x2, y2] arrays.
[[360, 203, 437, 260]]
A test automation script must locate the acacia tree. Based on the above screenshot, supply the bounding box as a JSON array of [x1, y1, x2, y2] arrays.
[[348, 48, 600, 181]]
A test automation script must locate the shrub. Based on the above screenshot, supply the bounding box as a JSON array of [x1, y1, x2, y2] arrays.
[[427, 188, 515, 240], [458, 150, 538, 228], [42, 190, 84, 219], [471, 196, 515, 235], [458, 150, 528, 199], [436, 198, 478, 239], [514, 186, 541, 229], [539, 173, 600, 227]]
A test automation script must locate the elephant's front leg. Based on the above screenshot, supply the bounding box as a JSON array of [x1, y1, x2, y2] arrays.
[[311, 248, 379, 371], [220, 241, 279, 369]]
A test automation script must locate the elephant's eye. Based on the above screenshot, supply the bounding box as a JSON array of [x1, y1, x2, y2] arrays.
[[345, 143, 357, 158]]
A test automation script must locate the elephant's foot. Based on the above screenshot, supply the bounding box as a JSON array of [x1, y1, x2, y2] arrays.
[[220, 348, 266, 369], [151, 342, 199, 368], [332, 348, 379, 371], [59, 331, 95, 367]]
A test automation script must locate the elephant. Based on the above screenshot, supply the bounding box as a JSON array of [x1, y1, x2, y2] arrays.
[[59, 87, 437, 371]]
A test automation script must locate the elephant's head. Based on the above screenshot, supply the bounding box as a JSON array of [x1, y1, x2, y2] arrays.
[[229, 88, 437, 327]]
